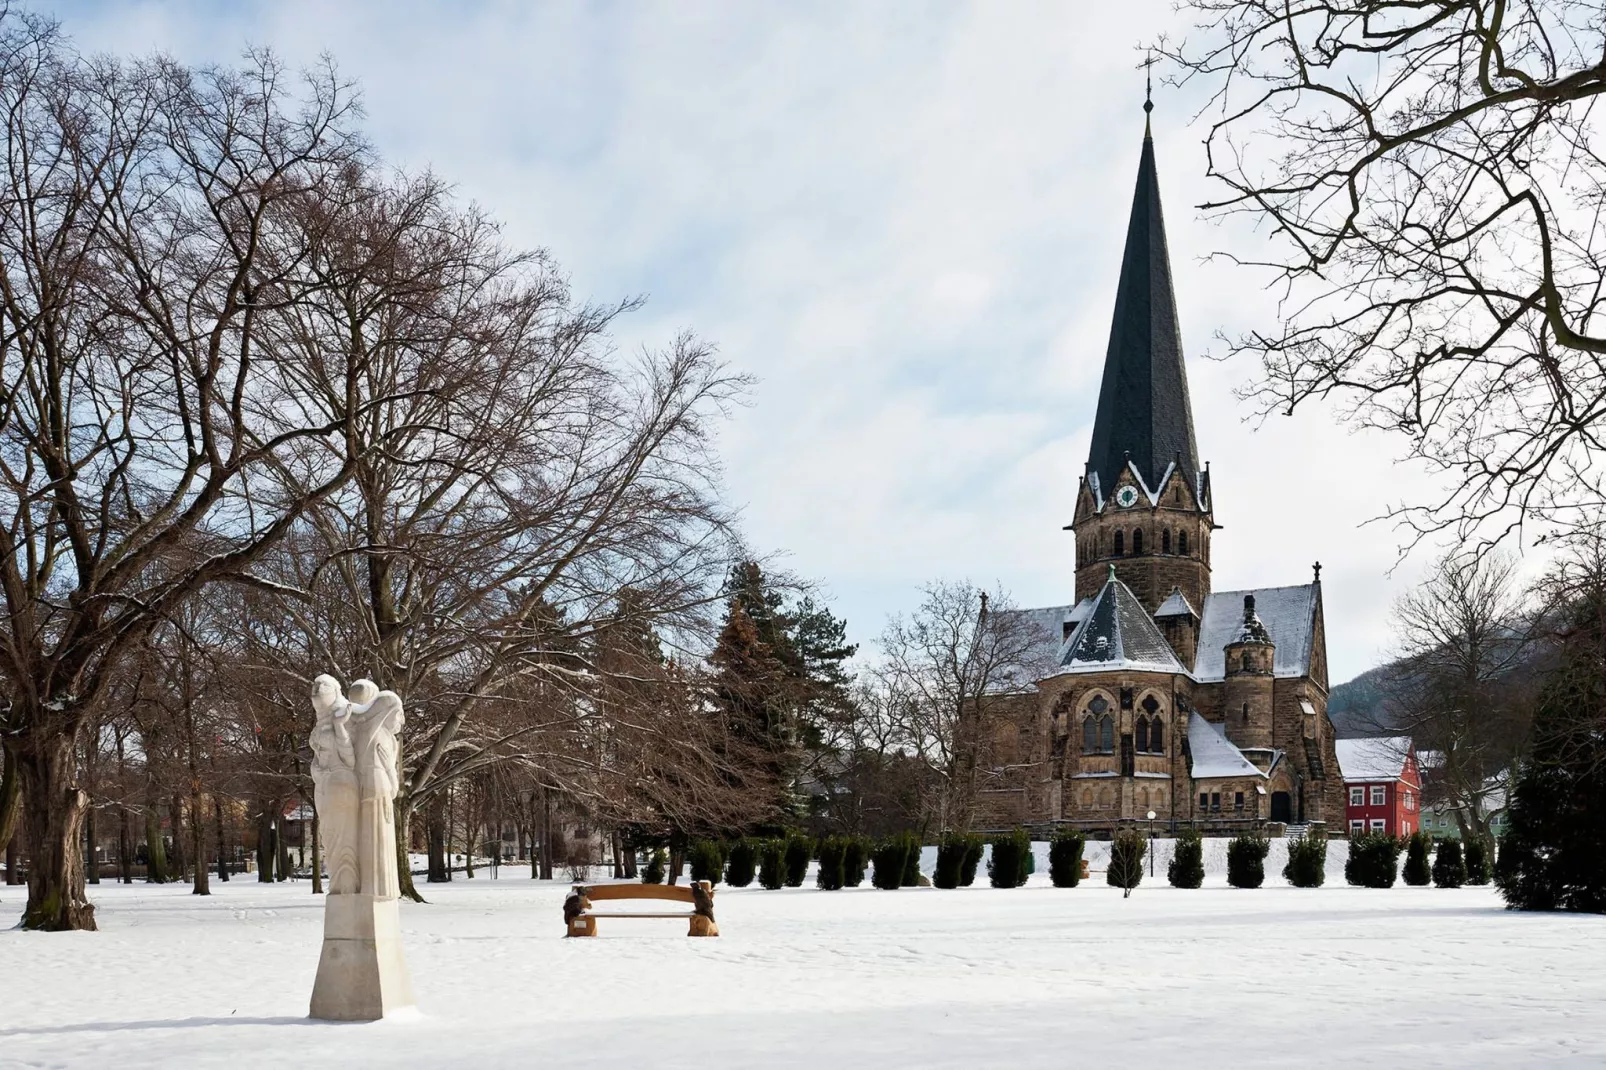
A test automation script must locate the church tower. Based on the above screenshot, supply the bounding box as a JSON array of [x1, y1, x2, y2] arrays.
[[1070, 96, 1213, 625]]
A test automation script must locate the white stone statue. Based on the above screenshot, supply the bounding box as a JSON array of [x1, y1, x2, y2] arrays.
[[307, 675, 415, 1021]]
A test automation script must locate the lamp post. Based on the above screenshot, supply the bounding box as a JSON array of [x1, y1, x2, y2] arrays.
[[1147, 810, 1157, 877]]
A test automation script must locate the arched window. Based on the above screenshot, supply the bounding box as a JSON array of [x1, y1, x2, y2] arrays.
[[1174, 486, 1182, 504], [1151, 718, 1164, 753], [1081, 789, 1094, 808], [1178, 530, 1188, 555], [1241, 652, 1252, 673], [1137, 787, 1149, 809], [1242, 701, 1250, 722], [1100, 715, 1115, 754], [1135, 717, 1149, 752], [1113, 530, 1124, 556], [1082, 716, 1097, 755], [1162, 529, 1171, 554], [1132, 529, 1144, 555], [1099, 788, 1113, 810]]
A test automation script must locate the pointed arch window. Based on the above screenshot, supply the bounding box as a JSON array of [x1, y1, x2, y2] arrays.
[[1135, 717, 1149, 752], [1151, 718, 1164, 753], [1082, 716, 1097, 755], [1132, 529, 1144, 555], [1099, 715, 1115, 754], [1162, 529, 1171, 554], [1178, 530, 1188, 555], [1241, 653, 1252, 673], [1113, 530, 1124, 556]]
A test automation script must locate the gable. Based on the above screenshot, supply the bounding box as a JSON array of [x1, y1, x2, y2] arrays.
[[1192, 584, 1318, 681]]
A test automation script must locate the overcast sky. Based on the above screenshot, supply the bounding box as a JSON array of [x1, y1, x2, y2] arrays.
[[50, 0, 1521, 684]]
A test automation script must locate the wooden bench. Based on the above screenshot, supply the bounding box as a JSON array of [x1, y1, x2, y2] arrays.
[[564, 880, 719, 938]]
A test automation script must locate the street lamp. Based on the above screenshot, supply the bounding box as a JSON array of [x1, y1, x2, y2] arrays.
[[1147, 810, 1157, 877]]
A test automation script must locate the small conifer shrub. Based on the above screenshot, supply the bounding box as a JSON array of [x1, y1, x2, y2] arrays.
[[1464, 837, 1492, 886], [816, 836, 847, 890], [1226, 833, 1270, 889], [642, 847, 667, 884], [687, 839, 725, 885], [783, 834, 813, 887], [1107, 828, 1145, 897], [988, 828, 1032, 888], [1432, 839, 1467, 889], [898, 832, 923, 886], [1048, 829, 1087, 888], [1168, 827, 1204, 889], [843, 837, 870, 887], [724, 839, 758, 888], [1283, 830, 1328, 888], [1344, 832, 1401, 888], [959, 837, 985, 887], [934, 833, 976, 889], [871, 837, 910, 890], [758, 839, 786, 890], [1403, 831, 1432, 886]]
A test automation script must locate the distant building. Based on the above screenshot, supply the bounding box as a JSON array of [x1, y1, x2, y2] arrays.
[[973, 96, 1344, 835], [1336, 737, 1422, 836]]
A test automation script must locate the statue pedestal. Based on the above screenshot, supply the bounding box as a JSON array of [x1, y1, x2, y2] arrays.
[[309, 894, 415, 1021]]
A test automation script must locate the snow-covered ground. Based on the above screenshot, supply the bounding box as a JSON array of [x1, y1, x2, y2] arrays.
[[3, 843, 1604, 1069]]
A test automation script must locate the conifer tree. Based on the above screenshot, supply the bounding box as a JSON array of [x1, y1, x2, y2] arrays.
[[724, 840, 758, 888], [1464, 837, 1492, 886], [1283, 831, 1327, 888], [843, 837, 870, 887], [1049, 829, 1087, 888], [1403, 832, 1432, 886], [1168, 828, 1205, 889], [1432, 839, 1467, 889], [1226, 834, 1270, 889], [642, 848, 667, 885], [1107, 829, 1145, 897], [757, 839, 786, 890], [783, 833, 813, 887]]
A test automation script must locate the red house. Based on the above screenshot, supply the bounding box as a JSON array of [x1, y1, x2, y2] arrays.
[[1335, 736, 1421, 837]]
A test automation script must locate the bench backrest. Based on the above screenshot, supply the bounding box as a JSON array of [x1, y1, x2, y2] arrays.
[[576, 883, 697, 904]]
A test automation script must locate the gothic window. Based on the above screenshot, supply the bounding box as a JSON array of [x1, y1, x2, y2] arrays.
[[1089, 695, 1109, 715], [1113, 530, 1124, 556], [1132, 529, 1144, 555], [1151, 719, 1164, 753], [1174, 486, 1181, 504], [1240, 653, 1252, 673], [1141, 695, 1159, 714], [1178, 530, 1188, 555], [1137, 788, 1149, 809], [1135, 717, 1149, 752], [1100, 715, 1115, 754], [1082, 716, 1097, 755], [1242, 702, 1250, 722], [1162, 529, 1171, 554]]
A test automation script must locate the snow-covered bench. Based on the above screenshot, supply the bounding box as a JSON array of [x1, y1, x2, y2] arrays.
[[564, 880, 719, 938]]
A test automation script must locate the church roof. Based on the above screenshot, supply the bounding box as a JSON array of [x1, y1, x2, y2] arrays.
[[1336, 736, 1414, 782], [1187, 712, 1267, 780], [1154, 587, 1197, 618], [1192, 584, 1319, 681], [1050, 570, 1185, 676], [1085, 115, 1200, 500]]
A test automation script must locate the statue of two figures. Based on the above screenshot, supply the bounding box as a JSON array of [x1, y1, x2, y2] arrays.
[[307, 675, 416, 1021]]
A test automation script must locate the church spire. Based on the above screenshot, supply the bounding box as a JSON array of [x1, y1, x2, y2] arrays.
[[1084, 94, 1200, 501]]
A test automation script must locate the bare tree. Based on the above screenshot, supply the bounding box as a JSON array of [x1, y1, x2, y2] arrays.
[[0, 22, 384, 929], [1382, 550, 1535, 844], [873, 583, 1054, 833], [1162, 1, 1606, 546]]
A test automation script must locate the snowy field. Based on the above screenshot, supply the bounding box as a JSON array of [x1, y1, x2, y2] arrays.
[[4, 842, 1605, 1069]]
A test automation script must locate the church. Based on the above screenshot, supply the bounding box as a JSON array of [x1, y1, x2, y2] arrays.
[[977, 102, 1345, 836]]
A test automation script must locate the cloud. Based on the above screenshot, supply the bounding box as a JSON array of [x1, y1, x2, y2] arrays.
[[47, 0, 1525, 682]]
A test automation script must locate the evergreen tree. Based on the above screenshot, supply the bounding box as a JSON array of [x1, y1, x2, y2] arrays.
[[757, 839, 786, 890], [1168, 828, 1205, 889], [815, 836, 847, 890], [959, 837, 985, 887], [843, 837, 870, 887], [1049, 829, 1087, 888], [1226, 834, 1270, 889], [687, 840, 725, 885], [871, 837, 910, 890], [988, 829, 1032, 888], [1283, 831, 1327, 888], [1432, 839, 1467, 888], [1344, 833, 1401, 888], [1403, 831, 1432, 886], [783, 833, 812, 887], [899, 832, 922, 886], [1465, 837, 1492, 885], [1107, 829, 1145, 897], [934, 833, 975, 889], [724, 840, 758, 888], [642, 847, 666, 885]]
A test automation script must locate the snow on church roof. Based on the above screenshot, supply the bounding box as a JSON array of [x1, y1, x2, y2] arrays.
[[1192, 584, 1318, 681], [1187, 712, 1266, 780], [1048, 571, 1185, 676], [1154, 587, 1197, 618]]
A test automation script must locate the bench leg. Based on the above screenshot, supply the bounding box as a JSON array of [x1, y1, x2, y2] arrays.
[[688, 915, 719, 938], [567, 915, 597, 938]]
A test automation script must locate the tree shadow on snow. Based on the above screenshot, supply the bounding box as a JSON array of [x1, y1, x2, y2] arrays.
[[1, 1016, 328, 1037]]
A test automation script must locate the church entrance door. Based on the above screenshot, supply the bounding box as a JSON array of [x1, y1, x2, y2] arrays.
[[1270, 792, 1293, 823]]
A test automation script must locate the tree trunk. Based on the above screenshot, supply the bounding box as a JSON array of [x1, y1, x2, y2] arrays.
[[0, 741, 21, 873], [256, 805, 276, 883], [276, 814, 291, 881], [85, 805, 99, 884], [4, 822, 19, 886], [190, 789, 209, 896], [539, 788, 554, 881], [118, 807, 133, 883], [144, 806, 170, 884], [395, 796, 425, 903], [427, 795, 449, 883], [214, 797, 229, 882], [169, 793, 187, 883], [15, 733, 96, 930], [622, 838, 638, 879]]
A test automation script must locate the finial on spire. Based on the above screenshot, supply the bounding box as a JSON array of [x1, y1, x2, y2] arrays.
[[1143, 52, 1155, 134], [1313, 561, 1323, 583]]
